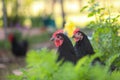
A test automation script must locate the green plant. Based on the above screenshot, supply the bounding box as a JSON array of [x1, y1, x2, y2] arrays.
[[81, 0, 120, 63], [8, 48, 120, 80]]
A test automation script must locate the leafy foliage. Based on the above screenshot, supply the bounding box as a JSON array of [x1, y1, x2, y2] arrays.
[[8, 48, 120, 80], [81, 0, 120, 66]]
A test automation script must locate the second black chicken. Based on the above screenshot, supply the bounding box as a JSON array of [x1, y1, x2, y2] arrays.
[[72, 28, 104, 65], [8, 33, 28, 57]]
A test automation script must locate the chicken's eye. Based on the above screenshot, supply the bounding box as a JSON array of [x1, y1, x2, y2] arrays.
[[76, 32, 81, 36], [56, 35, 63, 40], [77, 32, 80, 35], [56, 35, 60, 38], [77, 32, 82, 36]]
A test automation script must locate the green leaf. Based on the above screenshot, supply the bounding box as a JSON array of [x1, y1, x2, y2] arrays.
[[97, 8, 105, 13], [80, 6, 88, 12], [88, 12, 95, 17]]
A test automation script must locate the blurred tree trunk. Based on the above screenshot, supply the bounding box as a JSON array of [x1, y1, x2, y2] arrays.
[[16, 0, 19, 15], [60, 0, 65, 28], [51, 0, 56, 14], [79, 0, 82, 8], [2, 0, 8, 39], [13, 0, 19, 26]]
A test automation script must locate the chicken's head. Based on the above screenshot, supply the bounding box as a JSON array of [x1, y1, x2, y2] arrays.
[[8, 33, 14, 42], [51, 30, 64, 47], [72, 28, 83, 42]]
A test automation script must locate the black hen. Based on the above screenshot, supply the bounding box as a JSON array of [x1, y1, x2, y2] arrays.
[[72, 28, 104, 65], [73, 29, 94, 59], [8, 33, 28, 57], [51, 30, 77, 64]]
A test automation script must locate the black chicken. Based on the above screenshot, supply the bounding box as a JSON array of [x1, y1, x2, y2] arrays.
[[51, 30, 77, 64], [8, 33, 28, 57], [72, 28, 94, 59], [72, 28, 104, 65]]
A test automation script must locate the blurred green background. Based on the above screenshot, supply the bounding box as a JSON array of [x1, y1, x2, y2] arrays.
[[0, 0, 120, 49]]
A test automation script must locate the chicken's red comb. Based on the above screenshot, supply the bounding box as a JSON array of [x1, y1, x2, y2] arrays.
[[73, 28, 80, 34], [52, 29, 63, 38], [8, 33, 14, 42]]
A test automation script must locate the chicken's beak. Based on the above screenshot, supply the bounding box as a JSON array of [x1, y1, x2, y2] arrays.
[[50, 37, 54, 41], [72, 35, 75, 38]]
